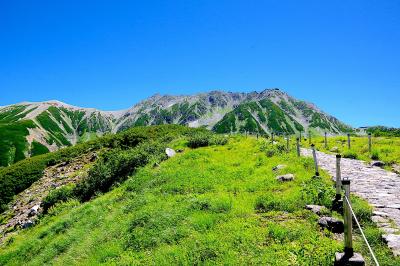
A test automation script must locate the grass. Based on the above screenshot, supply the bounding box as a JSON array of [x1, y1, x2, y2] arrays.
[[0, 133, 398, 265], [302, 135, 400, 166]]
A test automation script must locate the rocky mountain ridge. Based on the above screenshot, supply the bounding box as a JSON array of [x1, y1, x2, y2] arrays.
[[0, 88, 352, 166]]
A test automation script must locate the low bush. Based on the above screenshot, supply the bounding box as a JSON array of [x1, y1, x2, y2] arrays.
[[371, 150, 380, 160], [343, 150, 358, 159], [301, 176, 335, 207], [187, 133, 228, 148], [42, 184, 75, 213], [74, 141, 167, 202], [255, 194, 301, 213]]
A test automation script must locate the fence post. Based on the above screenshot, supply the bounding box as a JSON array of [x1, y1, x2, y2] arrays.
[[286, 135, 290, 151], [311, 144, 319, 176], [309, 131, 312, 145], [343, 179, 353, 256], [296, 138, 300, 157], [271, 132, 274, 143], [299, 131, 302, 142], [325, 132, 328, 149], [368, 133, 372, 153], [347, 133, 351, 149]]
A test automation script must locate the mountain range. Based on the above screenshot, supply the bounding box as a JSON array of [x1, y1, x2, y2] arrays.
[[0, 88, 352, 166]]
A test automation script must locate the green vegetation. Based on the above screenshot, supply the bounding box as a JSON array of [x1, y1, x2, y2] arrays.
[[366, 126, 400, 137], [0, 120, 36, 167], [304, 135, 400, 166], [30, 141, 50, 157], [0, 132, 397, 265], [0, 125, 201, 212]]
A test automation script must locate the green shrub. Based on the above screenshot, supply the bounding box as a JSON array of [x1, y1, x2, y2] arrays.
[[42, 184, 75, 213], [187, 133, 227, 148], [343, 150, 358, 159], [74, 141, 167, 201], [371, 150, 380, 160], [301, 176, 335, 207]]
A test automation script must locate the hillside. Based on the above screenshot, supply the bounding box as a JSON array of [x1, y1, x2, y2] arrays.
[[0, 89, 352, 166], [0, 126, 397, 265]]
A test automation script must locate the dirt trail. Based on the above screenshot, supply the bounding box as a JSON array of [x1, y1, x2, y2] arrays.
[[302, 148, 400, 256], [0, 152, 97, 243]]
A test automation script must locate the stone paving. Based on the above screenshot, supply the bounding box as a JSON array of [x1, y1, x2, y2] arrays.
[[302, 148, 400, 256]]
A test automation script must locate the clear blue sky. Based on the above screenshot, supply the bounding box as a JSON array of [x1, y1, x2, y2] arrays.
[[1, 1, 399, 127]]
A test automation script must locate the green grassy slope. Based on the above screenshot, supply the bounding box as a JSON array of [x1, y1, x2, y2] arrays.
[[0, 133, 397, 265], [0, 120, 37, 167]]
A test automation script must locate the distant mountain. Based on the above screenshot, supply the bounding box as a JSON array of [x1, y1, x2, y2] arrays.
[[0, 88, 352, 166]]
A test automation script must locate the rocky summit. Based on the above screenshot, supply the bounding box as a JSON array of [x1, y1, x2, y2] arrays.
[[0, 88, 352, 166]]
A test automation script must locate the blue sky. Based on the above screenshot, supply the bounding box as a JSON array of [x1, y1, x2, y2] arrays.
[[1, 1, 399, 127]]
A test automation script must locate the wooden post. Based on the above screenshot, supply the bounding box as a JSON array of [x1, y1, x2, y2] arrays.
[[325, 132, 328, 149], [343, 179, 353, 256], [347, 133, 351, 149], [368, 133, 372, 153], [256, 133, 259, 139], [296, 137, 300, 157], [336, 155, 342, 199], [311, 144, 319, 176]]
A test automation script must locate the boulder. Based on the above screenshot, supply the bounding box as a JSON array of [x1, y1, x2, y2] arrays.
[[306, 205, 327, 215], [272, 164, 286, 171], [28, 205, 40, 217], [276, 174, 294, 182], [318, 216, 344, 233], [371, 161, 385, 167], [22, 220, 34, 229], [165, 148, 177, 158]]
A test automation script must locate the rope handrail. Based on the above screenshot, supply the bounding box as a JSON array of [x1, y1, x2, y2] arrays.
[[344, 195, 380, 266]]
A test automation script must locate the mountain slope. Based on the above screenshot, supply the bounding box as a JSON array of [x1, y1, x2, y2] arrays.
[[0, 89, 352, 166]]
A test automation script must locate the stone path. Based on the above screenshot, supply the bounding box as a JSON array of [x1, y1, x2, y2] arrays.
[[301, 148, 400, 256]]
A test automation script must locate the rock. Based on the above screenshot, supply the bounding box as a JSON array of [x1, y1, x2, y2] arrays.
[[373, 210, 390, 217], [318, 216, 344, 233], [176, 149, 184, 153], [330, 146, 339, 153], [392, 164, 400, 174], [21, 220, 34, 229], [306, 205, 327, 215], [371, 161, 385, 167], [165, 148, 176, 158], [382, 234, 400, 256], [28, 205, 40, 217], [272, 164, 286, 171], [89, 153, 97, 162], [276, 174, 294, 182], [371, 215, 388, 223]]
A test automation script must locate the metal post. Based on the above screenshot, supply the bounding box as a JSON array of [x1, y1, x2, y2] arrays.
[[368, 133, 372, 153], [342, 179, 353, 257], [311, 144, 319, 176], [271, 132, 274, 143], [336, 154, 342, 199], [299, 131, 302, 142], [347, 133, 351, 149], [325, 132, 328, 149], [309, 131, 312, 145], [257, 133, 259, 139], [296, 138, 300, 157], [286, 135, 290, 151]]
